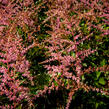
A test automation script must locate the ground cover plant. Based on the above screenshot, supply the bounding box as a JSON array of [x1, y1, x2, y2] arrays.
[[0, 0, 109, 109]]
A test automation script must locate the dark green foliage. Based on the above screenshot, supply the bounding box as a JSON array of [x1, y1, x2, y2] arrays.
[[31, 0, 109, 108], [34, 88, 68, 109], [33, 1, 52, 42], [0, 0, 109, 108], [26, 46, 50, 92], [69, 90, 109, 109]]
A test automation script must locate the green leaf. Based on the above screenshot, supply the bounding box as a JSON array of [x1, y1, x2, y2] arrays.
[[65, 80, 68, 86], [95, 82, 99, 86], [16, 104, 22, 109], [62, 51, 67, 55], [95, 102, 99, 109], [96, 71, 101, 79], [100, 59, 106, 66], [95, 35, 100, 40], [69, 11, 77, 16], [57, 72, 61, 76], [82, 63, 87, 67], [54, 80, 58, 86], [70, 51, 76, 58], [99, 77, 106, 85], [81, 75, 85, 81]]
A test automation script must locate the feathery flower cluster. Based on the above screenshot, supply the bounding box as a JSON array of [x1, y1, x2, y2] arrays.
[[37, 0, 109, 108], [0, 0, 38, 108], [0, 0, 108, 108]]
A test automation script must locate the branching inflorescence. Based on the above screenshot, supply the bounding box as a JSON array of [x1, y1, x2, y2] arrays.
[[0, 0, 108, 108], [37, 0, 109, 108], [0, 0, 38, 108]]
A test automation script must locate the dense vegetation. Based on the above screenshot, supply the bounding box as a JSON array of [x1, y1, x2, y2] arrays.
[[0, 0, 109, 109]]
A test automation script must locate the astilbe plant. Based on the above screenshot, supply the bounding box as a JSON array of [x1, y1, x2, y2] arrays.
[[0, 0, 39, 108], [0, 0, 38, 37], [0, 34, 35, 108], [0, 0, 108, 108], [36, 0, 109, 108]]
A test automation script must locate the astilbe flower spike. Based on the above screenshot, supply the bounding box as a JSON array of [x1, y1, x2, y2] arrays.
[[0, 34, 36, 108], [37, 0, 109, 108], [0, 0, 39, 108]]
